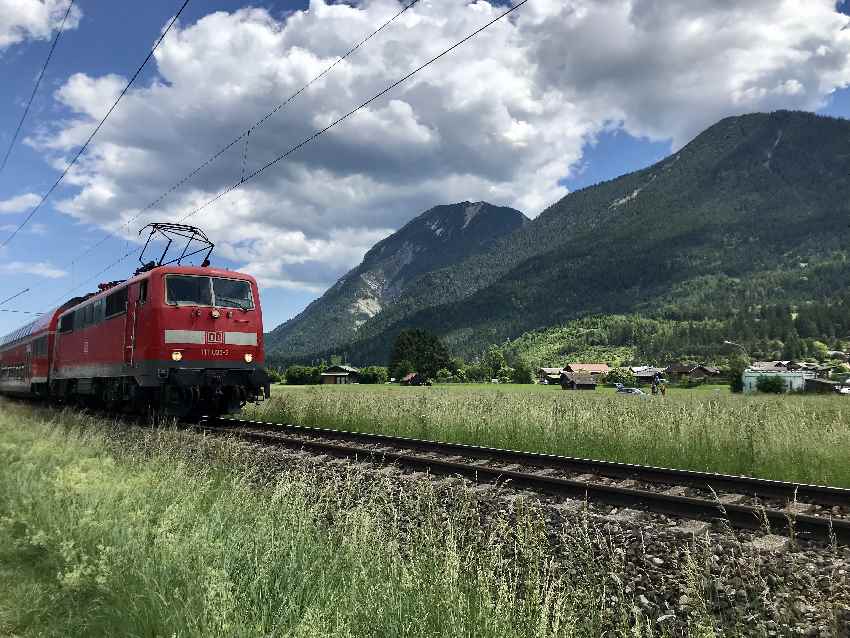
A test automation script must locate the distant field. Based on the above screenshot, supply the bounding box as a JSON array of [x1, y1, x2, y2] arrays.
[[251, 384, 850, 487], [272, 382, 732, 395]]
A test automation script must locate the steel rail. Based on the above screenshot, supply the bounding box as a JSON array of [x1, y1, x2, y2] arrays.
[[201, 418, 850, 545], [211, 417, 850, 507]]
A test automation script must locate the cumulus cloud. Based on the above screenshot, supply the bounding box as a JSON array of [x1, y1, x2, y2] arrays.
[[26, 0, 850, 291], [0, 0, 81, 51], [0, 260, 66, 279], [0, 192, 40, 213]]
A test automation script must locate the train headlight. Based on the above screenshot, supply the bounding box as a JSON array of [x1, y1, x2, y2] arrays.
[[211, 309, 221, 319], [244, 353, 253, 363], [171, 351, 183, 362]]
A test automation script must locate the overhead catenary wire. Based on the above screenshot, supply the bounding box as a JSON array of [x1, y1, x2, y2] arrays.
[[0, 0, 75, 177], [178, 0, 530, 226], [67, 0, 423, 267], [0, 308, 44, 315], [0, 288, 30, 306], [0, 0, 192, 249], [51, 0, 529, 306]]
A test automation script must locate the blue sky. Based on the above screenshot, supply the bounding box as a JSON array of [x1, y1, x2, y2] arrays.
[[2, 0, 850, 337]]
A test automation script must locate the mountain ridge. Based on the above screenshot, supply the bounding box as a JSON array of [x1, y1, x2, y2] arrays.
[[268, 110, 850, 365], [266, 201, 528, 358]]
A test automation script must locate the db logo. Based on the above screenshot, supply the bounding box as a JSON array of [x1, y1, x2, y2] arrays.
[[206, 331, 224, 344]]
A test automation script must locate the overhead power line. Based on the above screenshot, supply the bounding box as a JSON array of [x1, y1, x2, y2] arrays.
[[0, 288, 30, 306], [0, 0, 74, 177], [179, 0, 530, 225], [0, 308, 43, 316], [68, 0, 422, 267], [52, 0, 529, 305], [1, 0, 192, 249]]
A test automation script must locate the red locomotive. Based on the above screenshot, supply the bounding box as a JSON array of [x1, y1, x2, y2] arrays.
[[0, 224, 270, 417]]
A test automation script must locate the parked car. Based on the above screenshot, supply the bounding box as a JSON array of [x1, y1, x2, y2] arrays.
[[616, 386, 645, 396]]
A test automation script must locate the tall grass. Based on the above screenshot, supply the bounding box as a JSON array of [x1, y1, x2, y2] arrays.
[[0, 402, 723, 637], [250, 386, 850, 487]]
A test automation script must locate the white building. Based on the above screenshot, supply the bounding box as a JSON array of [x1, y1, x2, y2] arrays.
[[741, 368, 815, 394]]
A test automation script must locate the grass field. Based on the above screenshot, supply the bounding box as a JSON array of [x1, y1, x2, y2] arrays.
[[250, 384, 850, 487], [0, 400, 740, 637]]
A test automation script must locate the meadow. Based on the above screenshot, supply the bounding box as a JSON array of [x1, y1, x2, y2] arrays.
[[0, 400, 743, 638], [250, 384, 850, 488]]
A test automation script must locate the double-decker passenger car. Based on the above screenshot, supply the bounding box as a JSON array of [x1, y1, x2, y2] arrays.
[[0, 263, 270, 418]]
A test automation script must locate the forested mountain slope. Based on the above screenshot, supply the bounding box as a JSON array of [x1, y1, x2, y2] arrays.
[[269, 110, 850, 365], [266, 202, 527, 358]]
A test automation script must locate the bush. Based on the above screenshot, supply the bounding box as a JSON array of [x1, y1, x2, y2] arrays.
[[285, 365, 321, 385], [265, 367, 285, 384], [359, 366, 389, 384], [435, 368, 454, 384], [756, 375, 786, 394]]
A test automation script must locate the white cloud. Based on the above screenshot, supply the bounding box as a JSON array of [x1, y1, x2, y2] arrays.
[[0, 192, 40, 213], [25, 0, 850, 291], [0, 260, 66, 279], [0, 0, 81, 51]]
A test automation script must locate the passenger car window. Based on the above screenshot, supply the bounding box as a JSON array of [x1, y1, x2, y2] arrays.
[[166, 276, 213, 306], [212, 278, 254, 310]]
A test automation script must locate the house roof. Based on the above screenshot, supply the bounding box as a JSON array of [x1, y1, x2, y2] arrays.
[[562, 372, 597, 385], [324, 365, 360, 374], [635, 367, 665, 378], [538, 367, 563, 375], [566, 363, 610, 374]]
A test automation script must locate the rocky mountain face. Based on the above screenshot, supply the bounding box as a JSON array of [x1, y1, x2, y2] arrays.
[[266, 202, 528, 359], [269, 110, 850, 364]]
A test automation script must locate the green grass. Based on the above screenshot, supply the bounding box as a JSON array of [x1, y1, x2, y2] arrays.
[[0, 401, 725, 637], [253, 384, 850, 487]]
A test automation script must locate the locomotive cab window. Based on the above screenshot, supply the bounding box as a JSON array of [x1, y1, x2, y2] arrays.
[[166, 276, 213, 306], [165, 275, 253, 309], [212, 277, 254, 310]]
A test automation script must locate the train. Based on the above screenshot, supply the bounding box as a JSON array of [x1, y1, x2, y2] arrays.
[[0, 239, 270, 418]]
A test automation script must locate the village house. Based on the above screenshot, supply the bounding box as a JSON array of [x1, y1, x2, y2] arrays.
[[633, 367, 666, 385], [742, 368, 815, 393], [401, 372, 430, 386], [665, 363, 721, 381], [560, 371, 597, 390], [564, 363, 610, 377], [537, 367, 563, 384], [320, 365, 360, 385]]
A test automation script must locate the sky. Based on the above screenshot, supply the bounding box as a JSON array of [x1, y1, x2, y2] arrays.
[[3, 0, 850, 337]]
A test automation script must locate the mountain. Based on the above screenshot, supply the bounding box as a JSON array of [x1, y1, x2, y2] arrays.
[[268, 110, 850, 365], [266, 202, 528, 359]]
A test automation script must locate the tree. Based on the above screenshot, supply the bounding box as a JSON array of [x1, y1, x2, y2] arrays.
[[483, 345, 507, 378], [359, 366, 388, 384], [604, 368, 636, 387], [727, 352, 749, 393], [389, 329, 452, 379], [391, 359, 414, 381], [511, 361, 534, 384], [756, 374, 786, 394]]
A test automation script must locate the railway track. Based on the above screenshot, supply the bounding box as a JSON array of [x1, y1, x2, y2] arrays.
[[198, 416, 850, 545]]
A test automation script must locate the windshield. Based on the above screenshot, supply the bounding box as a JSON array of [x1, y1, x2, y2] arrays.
[[212, 277, 254, 310], [165, 275, 254, 309], [166, 276, 212, 306]]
